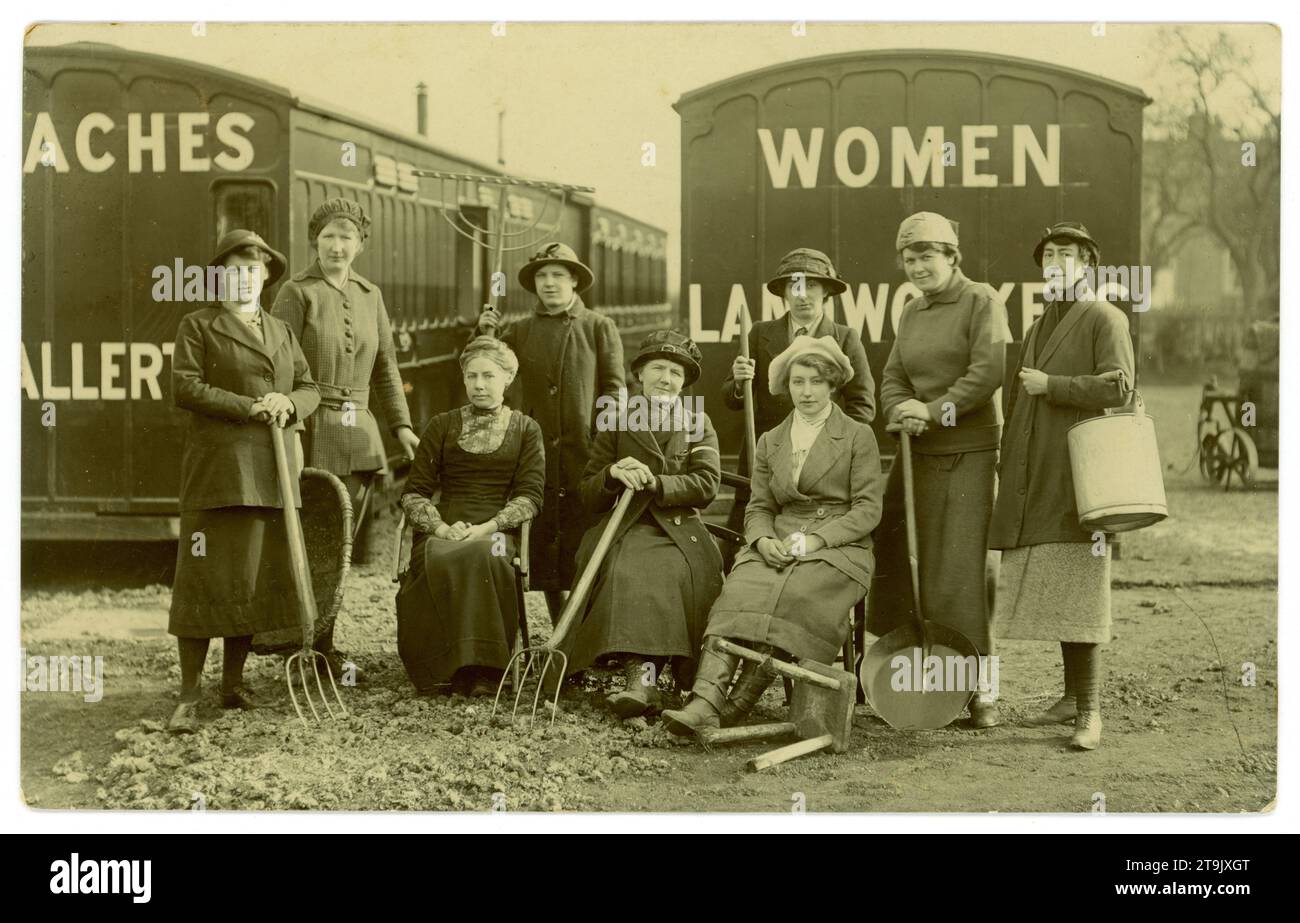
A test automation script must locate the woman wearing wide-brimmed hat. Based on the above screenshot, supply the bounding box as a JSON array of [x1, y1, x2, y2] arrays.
[[989, 221, 1134, 750], [721, 247, 876, 545], [555, 330, 724, 718], [167, 230, 320, 733], [867, 212, 1011, 728], [476, 242, 625, 624], [272, 197, 418, 680], [662, 335, 885, 736], [396, 336, 545, 697]]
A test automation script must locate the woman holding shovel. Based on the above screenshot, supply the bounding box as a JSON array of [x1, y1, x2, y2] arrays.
[[167, 231, 320, 733], [662, 336, 885, 737], [867, 212, 1010, 728], [273, 198, 419, 682]]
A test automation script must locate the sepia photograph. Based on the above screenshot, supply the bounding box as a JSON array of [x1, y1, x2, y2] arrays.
[[15, 15, 1282, 820]]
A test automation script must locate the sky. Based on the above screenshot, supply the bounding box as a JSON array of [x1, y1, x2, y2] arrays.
[[25, 21, 1279, 289]]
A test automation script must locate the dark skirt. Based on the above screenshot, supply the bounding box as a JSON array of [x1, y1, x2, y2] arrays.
[[396, 533, 519, 689], [704, 558, 864, 664], [866, 448, 996, 652], [169, 507, 300, 639], [560, 522, 700, 674]]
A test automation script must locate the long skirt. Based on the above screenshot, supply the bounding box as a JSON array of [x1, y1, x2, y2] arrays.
[[396, 533, 520, 689], [705, 559, 864, 664], [994, 542, 1111, 643], [561, 522, 699, 675], [169, 507, 300, 639], [866, 448, 996, 652]]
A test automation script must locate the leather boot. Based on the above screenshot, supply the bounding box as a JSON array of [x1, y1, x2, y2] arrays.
[[1023, 694, 1077, 726], [718, 660, 776, 727], [1071, 711, 1102, 750], [661, 641, 736, 737], [607, 656, 661, 719]]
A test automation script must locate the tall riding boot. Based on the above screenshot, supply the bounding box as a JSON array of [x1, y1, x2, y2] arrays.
[[607, 655, 663, 719], [661, 639, 738, 737], [1068, 643, 1102, 750], [1024, 641, 1078, 726], [718, 660, 776, 727]]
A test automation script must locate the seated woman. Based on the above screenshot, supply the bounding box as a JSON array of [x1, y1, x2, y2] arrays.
[[662, 336, 885, 736], [556, 330, 725, 719], [396, 337, 545, 697]]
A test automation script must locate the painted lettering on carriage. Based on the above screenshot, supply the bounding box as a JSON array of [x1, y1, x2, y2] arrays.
[[23, 111, 256, 173], [688, 282, 1046, 343], [20, 342, 175, 400], [758, 124, 1060, 189]]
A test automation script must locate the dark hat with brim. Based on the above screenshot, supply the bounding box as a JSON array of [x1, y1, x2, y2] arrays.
[[630, 330, 703, 387], [765, 247, 847, 297], [1033, 221, 1101, 267], [208, 229, 288, 286], [519, 242, 594, 294]]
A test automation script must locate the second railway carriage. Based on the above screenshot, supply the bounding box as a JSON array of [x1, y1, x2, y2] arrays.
[[675, 50, 1149, 460], [22, 41, 669, 541]]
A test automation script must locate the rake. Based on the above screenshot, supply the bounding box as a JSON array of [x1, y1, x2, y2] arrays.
[[493, 488, 633, 726], [269, 421, 347, 724]]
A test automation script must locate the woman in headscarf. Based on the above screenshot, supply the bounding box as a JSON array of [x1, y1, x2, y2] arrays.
[[662, 336, 885, 736], [990, 222, 1134, 750], [867, 212, 1011, 727], [167, 230, 320, 733], [555, 330, 724, 718], [273, 197, 419, 680], [396, 336, 545, 697]]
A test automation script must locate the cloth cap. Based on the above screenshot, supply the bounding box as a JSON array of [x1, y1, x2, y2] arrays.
[[768, 334, 854, 396], [896, 212, 960, 252]]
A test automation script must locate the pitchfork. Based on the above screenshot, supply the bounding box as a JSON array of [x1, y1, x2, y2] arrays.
[[269, 420, 347, 724], [493, 488, 634, 726]]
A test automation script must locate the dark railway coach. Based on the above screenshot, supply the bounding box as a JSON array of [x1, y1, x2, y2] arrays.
[[22, 42, 668, 540], [675, 50, 1149, 458]]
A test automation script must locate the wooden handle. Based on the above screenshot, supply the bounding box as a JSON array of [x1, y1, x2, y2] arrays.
[[900, 431, 925, 637], [712, 639, 840, 690], [271, 423, 318, 649], [698, 722, 796, 746], [549, 489, 635, 648], [739, 307, 758, 468], [746, 734, 834, 772]]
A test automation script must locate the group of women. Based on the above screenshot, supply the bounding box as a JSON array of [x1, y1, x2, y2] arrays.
[[169, 199, 1133, 754]]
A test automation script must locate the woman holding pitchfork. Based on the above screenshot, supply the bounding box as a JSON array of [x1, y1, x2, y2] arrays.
[[167, 230, 320, 734]]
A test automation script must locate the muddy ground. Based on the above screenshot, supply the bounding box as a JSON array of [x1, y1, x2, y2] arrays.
[[19, 383, 1277, 812]]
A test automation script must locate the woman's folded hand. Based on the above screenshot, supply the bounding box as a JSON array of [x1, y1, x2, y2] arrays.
[[756, 536, 794, 569]]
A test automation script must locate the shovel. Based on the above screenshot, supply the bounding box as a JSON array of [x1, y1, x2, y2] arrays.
[[860, 429, 978, 729]]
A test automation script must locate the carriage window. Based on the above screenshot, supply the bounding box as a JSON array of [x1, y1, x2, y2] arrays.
[[213, 181, 274, 242]]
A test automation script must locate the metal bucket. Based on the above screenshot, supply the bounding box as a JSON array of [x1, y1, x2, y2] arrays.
[[1067, 397, 1167, 533]]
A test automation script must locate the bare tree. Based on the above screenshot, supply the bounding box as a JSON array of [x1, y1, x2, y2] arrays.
[[1146, 27, 1280, 318]]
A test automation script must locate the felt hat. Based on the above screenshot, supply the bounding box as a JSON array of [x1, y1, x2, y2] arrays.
[[207, 229, 288, 287], [765, 247, 847, 297], [1032, 220, 1101, 267], [768, 334, 854, 396], [518, 242, 594, 294], [630, 329, 703, 387]]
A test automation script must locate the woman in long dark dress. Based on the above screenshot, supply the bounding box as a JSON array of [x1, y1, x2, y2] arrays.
[[555, 331, 724, 718], [867, 212, 1010, 727], [167, 230, 321, 734], [662, 336, 885, 737], [396, 337, 545, 696]]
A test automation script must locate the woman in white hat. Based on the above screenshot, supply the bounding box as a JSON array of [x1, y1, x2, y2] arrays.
[[662, 336, 885, 736], [867, 212, 1010, 728]]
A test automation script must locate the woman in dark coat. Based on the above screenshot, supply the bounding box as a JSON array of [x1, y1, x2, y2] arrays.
[[557, 331, 724, 718], [867, 212, 1011, 727], [273, 197, 419, 678], [167, 230, 321, 734], [476, 243, 626, 624], [396, 337, 545, 697], [989, 222, 1134, 751], [662, 336, 885, 736]]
